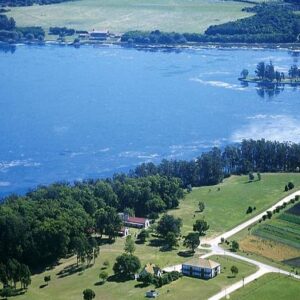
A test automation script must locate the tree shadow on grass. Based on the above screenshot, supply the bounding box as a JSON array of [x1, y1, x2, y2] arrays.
[[56, 263, 84, 278], [107, 274, 130, 283], [148, 238, 165, 248], [134, 282, 150, 288], [39, 284, 48, 289], [227, 275, 236, 279], [177, 250, 194, 258], [94, 281, 105, 286]]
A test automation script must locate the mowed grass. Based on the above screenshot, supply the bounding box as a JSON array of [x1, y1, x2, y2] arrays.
[[3, 240, 257, 300], [224, 273, 300, 300], [168, 173, 300, 237], [7, 0, 252, 33]]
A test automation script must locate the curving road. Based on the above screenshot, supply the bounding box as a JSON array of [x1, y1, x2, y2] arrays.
[[163, 190, 300, 299]]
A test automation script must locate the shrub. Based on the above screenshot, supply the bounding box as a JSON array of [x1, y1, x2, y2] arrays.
[[288, 182, 295, 190]]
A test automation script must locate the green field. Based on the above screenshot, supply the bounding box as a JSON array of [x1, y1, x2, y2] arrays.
[[6, 0, 252, 34], [225, 273, 300, 300], [2, 236, 257, 300], [168, 173, 300, 237]]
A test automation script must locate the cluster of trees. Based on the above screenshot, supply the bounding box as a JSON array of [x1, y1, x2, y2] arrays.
[[49, 26, 75, 36], [0, 13, 45, 42], [205, 5, 300, 43], [0, 0, 71, 6], [243, 61, 300, 83], [0, 259, 31, 294], [0, 175, 183, 276], [121, 4, 300, 45], [132, 139, 300, 188]]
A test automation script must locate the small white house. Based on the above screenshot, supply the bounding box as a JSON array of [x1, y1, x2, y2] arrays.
[[140, 263, 162, 278], [182, 258, 220, 279]]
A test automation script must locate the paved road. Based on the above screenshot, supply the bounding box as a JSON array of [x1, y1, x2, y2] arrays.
[[163, 190, 300, 299]]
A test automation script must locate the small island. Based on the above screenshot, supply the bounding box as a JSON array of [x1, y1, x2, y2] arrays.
[[239, 61, 300, 86]]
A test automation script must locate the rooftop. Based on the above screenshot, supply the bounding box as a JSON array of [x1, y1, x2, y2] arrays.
[[127, 216, 148, 224], [183, 257, 220, 269]]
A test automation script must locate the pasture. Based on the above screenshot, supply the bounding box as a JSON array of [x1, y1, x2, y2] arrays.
[[226, 273, 300, 300], [168, 173, 300, 238], [7, 0, 252, 34]]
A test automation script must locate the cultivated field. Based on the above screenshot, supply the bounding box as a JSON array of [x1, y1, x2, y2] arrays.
[[226, 273, 300, 300], [168, 173, 300, 237], [6, 0, 252, 33]]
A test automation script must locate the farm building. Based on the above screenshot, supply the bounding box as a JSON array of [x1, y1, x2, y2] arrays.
[[140, 263, 162, 278], [182, 257, 220, 279], [119, 213, 150, 229], [89, 30, 109, 40]]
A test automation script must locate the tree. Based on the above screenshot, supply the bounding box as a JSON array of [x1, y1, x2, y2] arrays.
[[113, 254, 141, 278], [103, 260, 110, 269], [231, 265, 239, 277], [231, 241, 239, 252], [137, 229, 149, 243], [156, 215, 182, 237], [257, 172, 261, 181], [288, 182, 295, 190], [44, 275, 51, 285], [183, 232, 200, 252], [198, 201, 205, 212], [83, 288, 95, 300], [19, 264, 31, 289], [240, 69, 249, 79], [138, 272, 153, 286], [99, 270, 108, 283], [255, 62, 265, 79], [193, 219, 209, 236], [246, 206, 253, 214], [165, 232, 178, 249], [124, 235, 136, 255], [248, 172, 255, 181]]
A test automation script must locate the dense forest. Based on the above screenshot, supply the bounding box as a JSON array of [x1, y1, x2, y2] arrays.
[[122, 4, 300, 44], [0, 13, 44, 42], [0, 0, 71, 6], [131, 139, 300, 187]]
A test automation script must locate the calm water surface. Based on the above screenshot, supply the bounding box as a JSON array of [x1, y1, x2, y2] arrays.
[[1, 45, 300, 196]]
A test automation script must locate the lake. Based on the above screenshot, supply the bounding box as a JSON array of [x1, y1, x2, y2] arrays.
[[0, 44, 300, 196]]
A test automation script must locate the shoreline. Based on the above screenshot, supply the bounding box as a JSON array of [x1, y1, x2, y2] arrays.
[[1, 39, 300, 52]]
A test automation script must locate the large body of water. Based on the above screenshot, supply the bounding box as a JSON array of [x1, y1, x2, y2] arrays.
[[0, 45, 300, 196]]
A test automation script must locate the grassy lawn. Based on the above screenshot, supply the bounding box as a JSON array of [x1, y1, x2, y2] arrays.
[[224, 273, 300, 300], [6, 0, 252, 34], [168, 173, 300, 238], [3, 241, 257, 300]]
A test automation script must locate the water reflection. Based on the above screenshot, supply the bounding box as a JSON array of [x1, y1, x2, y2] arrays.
[[0, 44, 16, 54]]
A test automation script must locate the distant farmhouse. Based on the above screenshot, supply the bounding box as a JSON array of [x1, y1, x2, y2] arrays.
[[119, 213, 150, 229], [182, 258, 220, 279], [88, 30, 110, 40], [140, 263, 162, 278]]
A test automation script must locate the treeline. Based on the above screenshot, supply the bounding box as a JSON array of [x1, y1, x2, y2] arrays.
[[131, 140, 300, 187], [0, 0, 72, 6], [0, 175, 183, 272], [0, 14, 44, 42], [122, 5, 300, 45]]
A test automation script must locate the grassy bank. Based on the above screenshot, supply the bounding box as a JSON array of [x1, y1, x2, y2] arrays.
[[6, 0, 251, 34], [168, 173, 300, 237]]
